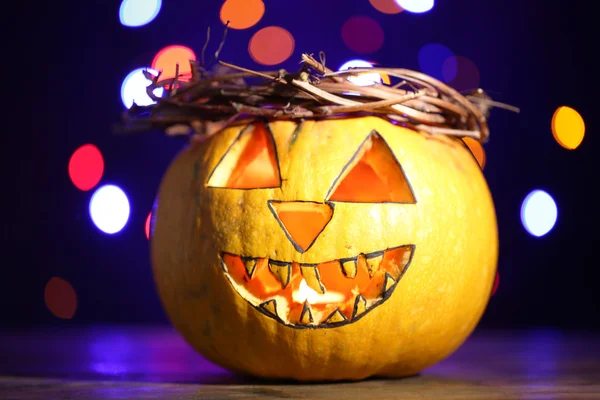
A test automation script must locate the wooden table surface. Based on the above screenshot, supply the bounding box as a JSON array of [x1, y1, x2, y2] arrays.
[[0, 325, 598, 399]]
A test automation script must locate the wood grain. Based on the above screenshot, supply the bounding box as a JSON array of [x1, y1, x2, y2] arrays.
[[0, 326, 598, 399]]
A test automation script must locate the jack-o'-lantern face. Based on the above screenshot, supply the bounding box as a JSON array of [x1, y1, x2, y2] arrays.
[[206, 121, 417, 328], [152, 115, 498, 381]]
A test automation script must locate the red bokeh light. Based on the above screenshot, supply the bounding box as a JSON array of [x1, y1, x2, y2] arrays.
[[45, 277, 77, 319], [68, 144, 104, 191], [443, 56, 480, 92], [369, 0, 404, 14], [491, 272, 500, 296], [145, 212, 152, 239], [249, 26, 295, 66], [341, 16, 384, 54]]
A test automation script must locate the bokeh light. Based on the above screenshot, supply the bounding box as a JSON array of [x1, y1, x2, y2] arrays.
[[521, 190, 558, 237], [220, 0, 265, 30], [121, 67, 164, 109], [89, 184, 131, 234], [151, 45, 197, 82], [462, 137, 486, 169], [342, 17, 384, 54], [491, 272, 500, 296], [68, 144, 104, 191], [443, 56, 480, 92], [395, 0, 434, 13], [369, 0, 404, 14], [119, 0, 161, 28], [249, 26, 295, 66], [339, 59, 382, 86], [418, 43, 456, 82], [145, 212, 152, 239], [45, 277, 77, 319], [551, 106, 585, 150]]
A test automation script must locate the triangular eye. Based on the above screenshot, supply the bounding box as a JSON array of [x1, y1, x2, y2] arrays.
[[327, 131, 416, 203], [207, 122, 281, 189]]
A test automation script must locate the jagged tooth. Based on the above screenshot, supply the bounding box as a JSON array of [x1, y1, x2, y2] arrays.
[[383, 272, 396, 294], [259, 299, 278, 317], [366, 252, 383, 277], [299, 301, 314, 325], [300, 266, 326, 294], [352, 294, 367, 319], [268, 261, 291, 288], [243, 258, 257, 278], [341, 258, 357, 278], [324, 308, 347, 324]]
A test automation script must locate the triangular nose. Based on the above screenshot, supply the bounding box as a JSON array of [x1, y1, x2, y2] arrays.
[[268, 201, 333, 253]]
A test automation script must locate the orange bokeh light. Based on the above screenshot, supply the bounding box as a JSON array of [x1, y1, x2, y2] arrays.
[[249, 26, 295, 66], [463, 137, 486, 169], [44, 277, 77, 319], [151, 45, 196, 82], [551, 106, 585, 150], [220, 0, 265, 30], [369, 0, 404, 14]]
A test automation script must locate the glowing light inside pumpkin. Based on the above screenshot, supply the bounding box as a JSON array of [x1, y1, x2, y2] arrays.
[[45, 277, 77, 319], [551, 106, 585, 150], [395, 0, 434, 13], [220, 0, 265, 30], [418, 43, 457, 82], [151, 45, 196, 82], [369, 0, 404, 14], [521, 190, 558, 237], [249, 26, 295, 66], [293, 279, 346, 305], [269, 201, 333, 252], [89, 184, 130, 234], [207, 122, 281, 189], [341, 16, 384, 54], [119, 0, 161, 27], [339, 59, 382, 87], [120, 68, 164, 109], [68, 144, 104, 191]]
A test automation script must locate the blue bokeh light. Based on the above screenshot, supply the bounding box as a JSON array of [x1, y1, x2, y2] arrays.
[[520, 190, 558, 237], [120, 68, 164, 109], [395, 0, 434, 13], [119, 0, 162, 28], [89, 185, 131, 234], [418, 43, 456, 82]]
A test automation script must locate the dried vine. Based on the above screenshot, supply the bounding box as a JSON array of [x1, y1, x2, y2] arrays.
[[117, 42, 518, 143]]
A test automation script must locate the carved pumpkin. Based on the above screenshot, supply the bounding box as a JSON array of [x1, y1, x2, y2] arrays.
[[151, 115, 498, 381]]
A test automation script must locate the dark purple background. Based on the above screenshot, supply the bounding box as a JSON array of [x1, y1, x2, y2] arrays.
[[6, 0, 597, 330]]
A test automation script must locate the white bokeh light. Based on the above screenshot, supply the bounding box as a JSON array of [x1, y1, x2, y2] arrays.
[[120, 68, 164, 109], [89, 185, 131, 234], [339, 59, 382, 87], [395, 0, 434, 13], [119, 0, 162, 28], [520, 189, 558, 237]]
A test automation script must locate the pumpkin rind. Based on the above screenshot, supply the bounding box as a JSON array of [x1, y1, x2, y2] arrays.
[[151, 116, 498, 381]]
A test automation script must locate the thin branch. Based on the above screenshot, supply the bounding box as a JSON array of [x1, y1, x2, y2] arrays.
[[121, 49, 518, 145], [201, 26, 211, 67]]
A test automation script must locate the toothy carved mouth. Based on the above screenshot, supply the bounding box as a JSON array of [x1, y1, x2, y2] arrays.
[[220, 245, 415, 328]]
